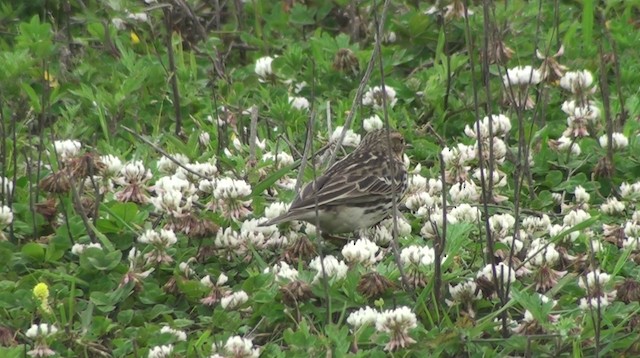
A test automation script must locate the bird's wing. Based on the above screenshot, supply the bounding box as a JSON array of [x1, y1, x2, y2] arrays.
[[289, 164, 398, 212]]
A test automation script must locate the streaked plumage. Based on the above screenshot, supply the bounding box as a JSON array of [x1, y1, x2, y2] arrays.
[[262, 129, 409, 234]]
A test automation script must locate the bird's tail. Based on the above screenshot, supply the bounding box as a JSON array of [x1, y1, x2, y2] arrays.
[[258, 214, 291, 227]]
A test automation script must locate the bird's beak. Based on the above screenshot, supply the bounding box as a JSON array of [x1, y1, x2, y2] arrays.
[[405, 143, 413, 150]]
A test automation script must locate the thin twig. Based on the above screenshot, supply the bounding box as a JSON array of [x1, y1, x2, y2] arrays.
[[163, 7, 183, 136]]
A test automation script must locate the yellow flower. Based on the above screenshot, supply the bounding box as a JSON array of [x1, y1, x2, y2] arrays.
[[33, 282, 52, 314], [43, 71, 59, 88], [33, 282, 49, 301], [131, 31, 140, 45]]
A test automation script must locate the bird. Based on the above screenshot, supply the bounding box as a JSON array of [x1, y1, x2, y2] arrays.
[[261, 129, 409, 235]]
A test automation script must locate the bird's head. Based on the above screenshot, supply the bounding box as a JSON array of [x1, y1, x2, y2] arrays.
[[360, 129, 407, 160]]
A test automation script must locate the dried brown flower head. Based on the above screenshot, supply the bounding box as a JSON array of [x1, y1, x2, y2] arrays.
[[280, 280, 313, 306], [357, 271, 395, 298]]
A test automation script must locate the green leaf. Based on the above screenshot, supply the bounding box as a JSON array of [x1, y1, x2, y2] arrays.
[[21, 243, 45, 261]]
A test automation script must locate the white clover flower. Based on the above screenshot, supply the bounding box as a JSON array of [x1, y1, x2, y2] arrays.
[[119, 160, 152, 184], [240, 218, 282, 248], [347, 306, 380, 329], [522, 215, 551, 234], [474, 138, 506, 166], [341, 237, 380, 266], [53, 139, 81, 161], [150, 188, 193, 218], [70, 242, 102, 255], [449, 204, 481, 223], [427, 178, 443, 196], [0, 205, 13, 227], [400, 245, 435, 267], [363, 114, 384, 132], [213, 177, 253, 220], [221, 336, 260, 358], [599, 133, 628, 150], [157, 154, 190, 175], [160, 326, 187, 341], [560, 70, 595, 94], [562, 101, 600, 123], [375, 306, 417, 351], [449, 180, 480, 204], [405, 192, 436, 212], [127, 12, 148, 22], [563, 209, 591, 227], [360, 217, 410, 245], [181, 161, 218, 180], [288, 96, 310, 111], [154, 175, 197, 196], [574, 185, 590, 204], [464, 114, 512, 139], [330, 126, 361, 148], [221, 290, 249, 310], [199, 132, 211, 147], [263, 151, 295, 169], [138, 229, 177, 247], [502, 66, 542, 86], [148, 344, 173, 358], [264, 202, 290, 220], [477, 263, 516, 286], [362, 85, 397, 109], [25, 324, 58, 338], [447, 280, 481, 307], [406, 173, 427, 195], [441, 143, 476, 166], [267, 261, 299, 282], [214, 177, 251, 199], [215, 227, 243, 250], [579, 269, 611, 291], [255, 56, 274, 81], [380, 217, 412, 236], [527, 239, 560, 267], [621, 182, 640, 202], [623, 237, 640, 250], [624, 221, 640, 238], [472, 168, 507, 188], [579, 296, 612, 310], [217, 273, 229, 286], [553, 136, 581, 156], [600, 197, 625, 215], [99, 155, 123, 177], [309, 255, 348, 283]]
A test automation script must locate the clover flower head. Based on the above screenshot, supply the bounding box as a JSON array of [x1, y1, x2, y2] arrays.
[[148, 344, 173, 358], [330, 126, 361, 148], [341, 237, 380, 266], [255, 56, 275, 82], [347, 306, 380, 329], [400, 245, 435, 267], [375, 306, 418, 351], [560, 70, 595, 94], [599, 133, 629, 151], [160, 326, 187, 341], [221, 290, 249, 310], [219, 336, 260, 358], [309, 255, 348, 283], [503, 66, 541, 86], [0, 205, 13, 227], [53, 139, 82, 161], [363, 86, 397, 109], [288, 96, 310, 111]]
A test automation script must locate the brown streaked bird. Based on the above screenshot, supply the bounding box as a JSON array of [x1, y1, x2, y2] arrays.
[[261, 129, 409, 234]]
